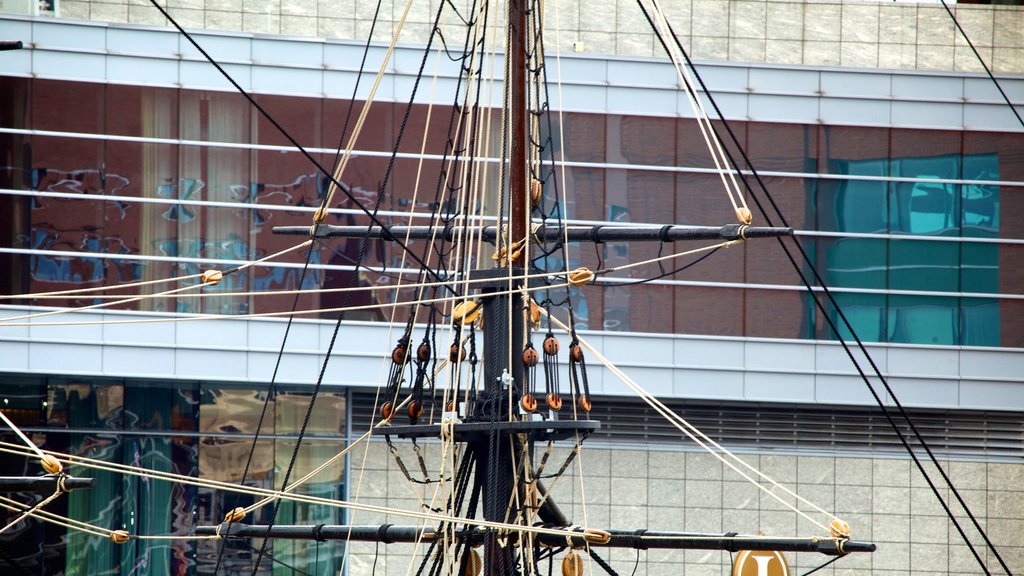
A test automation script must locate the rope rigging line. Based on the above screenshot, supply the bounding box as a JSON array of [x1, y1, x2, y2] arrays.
[[641, 0, 751, 223], [937, 0, 1024, 129], [541, 310, 840, 537], [142, 1, 454, 295], [636, 5, 1005, 574], [0, 441, 621, 543]]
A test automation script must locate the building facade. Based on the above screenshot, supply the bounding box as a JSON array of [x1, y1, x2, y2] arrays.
[[1, 2, 1023, 575]]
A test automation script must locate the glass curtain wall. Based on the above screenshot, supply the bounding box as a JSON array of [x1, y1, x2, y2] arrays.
[[2, 78, 1022, 346], [0, 374, 347, 576]]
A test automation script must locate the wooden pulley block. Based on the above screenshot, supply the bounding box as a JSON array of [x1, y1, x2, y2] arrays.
[[529, 300, 541, 327], [462, 548, 482, 576], [567, 267, 594, 286], [547, 393, 563, 411], [522, 345, 539, 367], [381, 402, 394, 421], [577, 395, 592, 413], [828, 518, 850, 538], [407, 400, 423, 420], [569, 344, 583, 363], [543, 336, 559, 356], [449, 343, 466, 363], [391, 346, 406, 365], [40, 454, 63, 474], [562, 550, 583, 576], [200, 269, 223, 286], [452, 300, 482, 325], [224, 507, 246, 523], [520, 394, 538, 413], [416, 342, 431, 362], [736, 206, 752, 225]]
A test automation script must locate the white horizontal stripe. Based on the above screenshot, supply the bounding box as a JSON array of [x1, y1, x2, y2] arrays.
[[4, 126, 1024, 188], [3, 247, 1021, 300]]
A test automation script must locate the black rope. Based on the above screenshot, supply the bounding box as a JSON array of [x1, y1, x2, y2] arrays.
[[937, 0, 1024, 129], [800, 555, 841, 575], [586, 549, 620, 576], [144, 0, 458, 297], [638, 2, 1005, 573]]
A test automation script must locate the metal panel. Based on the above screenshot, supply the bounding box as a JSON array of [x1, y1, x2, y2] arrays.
[[689, 91, 748, 121], [252, 37, 323, 68], [608, 59, 678, 89], [107, 54, 178, 86], [748, 93, 819, 124], [32, 20, 105, 52], [607, 85, 677, 117], [103, 345, 175, 377], [888, 347, 958, 379], [179, 31, 252, 64], [107, 26, 178, 58], [891, 100, 964, 130], [891, 74, 963, 101], [820, 70, 890, 98], [745, 372, 815, 402], [745, 341, 815, 371], [820, 96, 891, 126], [179, 59, 251, 92], [32, 50, 105, 82], [883, 376, 960, 409], [251, 64, 322, 96], [749, 67, 818, 96]]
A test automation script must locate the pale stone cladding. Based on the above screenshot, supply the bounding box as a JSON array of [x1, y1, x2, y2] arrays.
[[35, 0, 1024, 74], [344, 440, 1024, 576]]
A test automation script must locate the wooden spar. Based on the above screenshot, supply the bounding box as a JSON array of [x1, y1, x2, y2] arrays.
[[510, 0, 529, 270]]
